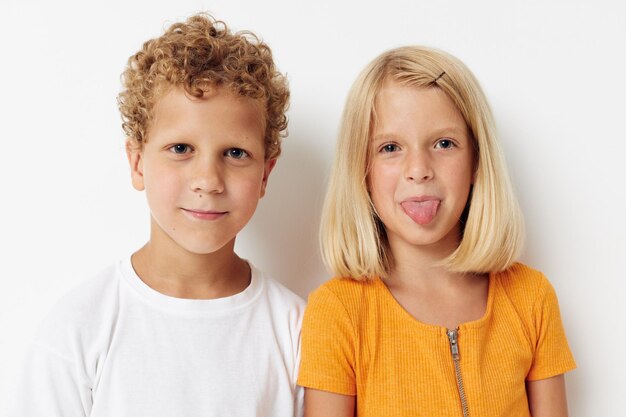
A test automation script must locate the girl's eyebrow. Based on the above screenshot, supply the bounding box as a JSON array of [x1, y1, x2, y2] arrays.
[[430, 126, 468, 137], [371, 126, 467, 143], [371, 133, 394, 142]]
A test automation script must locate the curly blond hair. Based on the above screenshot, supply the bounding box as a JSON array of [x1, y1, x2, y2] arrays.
[[118, 13, 289, 159]]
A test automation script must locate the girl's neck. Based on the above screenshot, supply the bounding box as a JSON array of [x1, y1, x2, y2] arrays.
[[384, 231, 489, 329], [387, 253, 466, 291], [385, 226, 465, 287], [130, 232, 250, 300]]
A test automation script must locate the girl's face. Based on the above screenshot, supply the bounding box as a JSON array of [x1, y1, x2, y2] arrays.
[[368, 81, 474, 256]]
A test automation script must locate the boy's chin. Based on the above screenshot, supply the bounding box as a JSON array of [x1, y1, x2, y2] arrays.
[[148, 218, 240, 257], [174, 237, 238, 257]]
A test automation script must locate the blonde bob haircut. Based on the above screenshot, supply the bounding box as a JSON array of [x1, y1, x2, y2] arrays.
[[321, 46, 524, 279]]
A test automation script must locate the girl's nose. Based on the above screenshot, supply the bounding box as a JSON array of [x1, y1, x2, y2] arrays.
[[404, 151, 434, 182]]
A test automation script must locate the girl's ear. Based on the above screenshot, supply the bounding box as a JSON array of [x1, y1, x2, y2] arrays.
[[460, 184, 473, 224], [471, 143, 479, 184], [126, 140, 145, 191]]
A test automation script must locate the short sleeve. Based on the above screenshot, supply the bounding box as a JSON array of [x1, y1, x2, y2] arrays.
[[297, 285, 357, 395], [526, 277, 577, 381], [9, 343, 92, 416]]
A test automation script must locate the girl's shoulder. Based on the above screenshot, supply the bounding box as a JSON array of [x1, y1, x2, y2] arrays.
[[494, 262, 551, 294], [306, 276, 384, 316], [312, 275, 383, 297], [492, 262, 559, 315]]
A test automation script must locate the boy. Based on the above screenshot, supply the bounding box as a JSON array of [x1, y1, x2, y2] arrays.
[[12, 14, 304, 416]]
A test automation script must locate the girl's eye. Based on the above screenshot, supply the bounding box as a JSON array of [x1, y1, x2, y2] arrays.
[[226, 148, 249, 159], [380, 143, 399, 153], [169, 144, 191, 154], [435, 139, 455, 149]]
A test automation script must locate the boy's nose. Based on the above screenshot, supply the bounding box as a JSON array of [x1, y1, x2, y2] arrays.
[[189, 157, 225, 194], [404, 151, 433, 182]]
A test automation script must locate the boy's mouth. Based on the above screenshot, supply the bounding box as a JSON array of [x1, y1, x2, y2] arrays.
[[400, 197, 440, 225], [182, 208, 227, 220]]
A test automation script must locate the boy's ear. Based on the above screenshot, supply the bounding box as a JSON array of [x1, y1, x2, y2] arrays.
[[126, 140, 145, 191], [259, 159, 277, 198]]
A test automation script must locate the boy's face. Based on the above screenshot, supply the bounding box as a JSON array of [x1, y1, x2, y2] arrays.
[[127, 86, 274, 255]]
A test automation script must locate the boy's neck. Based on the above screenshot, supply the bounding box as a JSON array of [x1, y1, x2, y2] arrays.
[[130, 238, 251, 300]]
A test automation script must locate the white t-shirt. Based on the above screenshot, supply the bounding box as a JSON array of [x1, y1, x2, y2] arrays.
[[11, 257, 305, 417]]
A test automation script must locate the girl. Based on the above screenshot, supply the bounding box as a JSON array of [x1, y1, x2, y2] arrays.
[[298, 46, 576, 417]]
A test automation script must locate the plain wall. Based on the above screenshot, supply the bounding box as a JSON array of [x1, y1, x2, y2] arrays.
[[1, 0, 624, 414]]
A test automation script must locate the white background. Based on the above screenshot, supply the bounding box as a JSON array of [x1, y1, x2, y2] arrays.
[[1, 0, 624, 415]]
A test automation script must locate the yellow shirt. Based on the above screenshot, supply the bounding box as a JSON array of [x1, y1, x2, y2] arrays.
[[298, 263, 576, 417]]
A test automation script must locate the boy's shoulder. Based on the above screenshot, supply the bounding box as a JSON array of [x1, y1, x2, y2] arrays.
[[34, 261, 123, 346], [253, 265, 306, 313], [41, 261, 306, 329]]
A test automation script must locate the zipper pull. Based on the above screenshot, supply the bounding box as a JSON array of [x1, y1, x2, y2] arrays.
[[447, 328, 460, 361]]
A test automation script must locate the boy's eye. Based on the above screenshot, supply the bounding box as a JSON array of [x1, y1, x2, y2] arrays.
[[380, 143, 399, 153], [169, 144, 191, 154], [225, 148, 249, 159], [435, 139, 455, 149]]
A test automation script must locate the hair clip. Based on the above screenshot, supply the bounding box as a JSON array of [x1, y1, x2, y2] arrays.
[[433, 71, 446, 83]]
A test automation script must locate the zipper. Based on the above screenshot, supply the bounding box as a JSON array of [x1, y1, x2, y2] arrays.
[[447, 328, 469, 417]]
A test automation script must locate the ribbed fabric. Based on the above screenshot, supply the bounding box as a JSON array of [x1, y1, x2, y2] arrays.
[[298, 263, 576, 417]]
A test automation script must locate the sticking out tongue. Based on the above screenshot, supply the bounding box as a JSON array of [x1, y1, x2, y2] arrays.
[[401, 200, 440, 225]]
